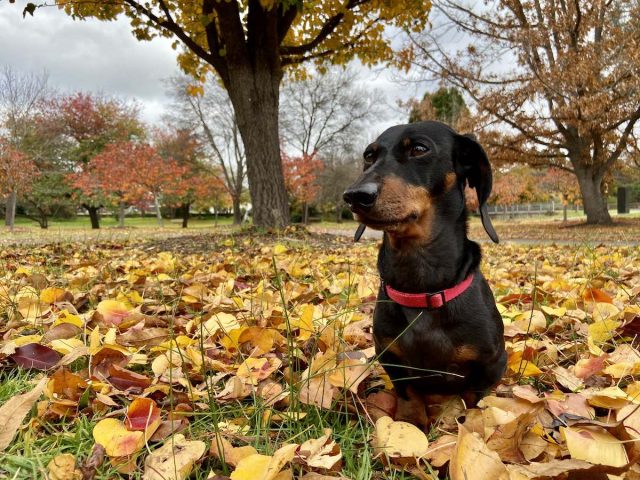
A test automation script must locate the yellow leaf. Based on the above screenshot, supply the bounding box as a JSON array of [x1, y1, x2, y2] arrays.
[[541, 305, 566, 317], [514, 310, 547, 333], [47, 453, 82, 480], [13, 334, 42, 347], [591, 303, 620, 323], [372, 416, 429, 460], [40, 287, 68, 304], [450, 423, 509, 480], [230, 443, 298, 480], [507, 350, 543, 377], [586, 386, 630, 409], [52, 310, 83, 328], [296, 304, 315, 341], [561, 426, 628, 467], [588, 318, 621, 343], [92, 418, 145, 457], [273, 244, 288, 255], [50, 338, 85, 355]]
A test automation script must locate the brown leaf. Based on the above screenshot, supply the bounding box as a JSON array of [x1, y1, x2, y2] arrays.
[[42, 323, 82, 343], [50, 367, 88, 401], [0, 376, 47, 451], [107, 364, 152, 392], [117, 327, 170, 347], [79, 444, 105, 480]]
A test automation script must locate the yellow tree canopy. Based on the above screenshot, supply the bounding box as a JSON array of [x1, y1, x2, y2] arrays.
[[51, 0, 431, 81]]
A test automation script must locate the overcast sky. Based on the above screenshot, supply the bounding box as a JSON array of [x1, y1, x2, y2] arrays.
[[0, 1, 425, 130]]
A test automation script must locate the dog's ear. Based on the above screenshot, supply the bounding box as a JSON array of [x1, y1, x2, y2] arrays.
[[455, 133, 499, 243]]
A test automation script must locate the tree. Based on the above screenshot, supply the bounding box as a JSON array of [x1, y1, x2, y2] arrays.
[[279, 66, 382, 223], [166, 75, 246, 224], [0, 138, 39, 229], [56, 93, 144, 228], [0, 66, 48, 228], [540, 167, 581, 222], [407, 86, 469, 127], [316, 148, 362, 223], [491, 166, 539, 207], [282, 151, 324, 224], [30, 0, 431, 228], [154, 127, 228, 227], [410, 0, 640, 224], [280, 66, 383, 158]]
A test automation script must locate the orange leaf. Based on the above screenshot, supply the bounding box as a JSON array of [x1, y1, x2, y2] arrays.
[[125, 398, 161, 436], [583, 288, 613, 304]]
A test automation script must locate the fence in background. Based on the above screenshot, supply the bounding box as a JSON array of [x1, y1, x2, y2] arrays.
[[486, 202, 640, 217]]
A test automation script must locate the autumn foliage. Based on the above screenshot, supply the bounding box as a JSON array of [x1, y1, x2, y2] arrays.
[[0, 137, 39, 196], [282, 151, 324, 205]]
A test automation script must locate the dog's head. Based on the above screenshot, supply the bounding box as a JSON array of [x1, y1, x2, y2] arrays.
[[343, 121, 498, 244]]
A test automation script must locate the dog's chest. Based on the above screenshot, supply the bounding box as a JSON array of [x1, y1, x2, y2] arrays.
[[374, 303, 469, 368]]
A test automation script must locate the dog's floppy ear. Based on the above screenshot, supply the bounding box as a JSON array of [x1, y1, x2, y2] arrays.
[[455, 133, 499, 243]]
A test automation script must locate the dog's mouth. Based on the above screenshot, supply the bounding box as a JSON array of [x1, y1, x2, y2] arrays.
[[354, 211, 420, 231]]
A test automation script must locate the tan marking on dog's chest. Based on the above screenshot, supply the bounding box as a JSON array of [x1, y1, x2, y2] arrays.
[[452, 345, 479, 362]]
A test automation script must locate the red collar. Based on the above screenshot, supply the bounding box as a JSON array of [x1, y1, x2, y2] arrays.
[[383, 273, 474, 309]]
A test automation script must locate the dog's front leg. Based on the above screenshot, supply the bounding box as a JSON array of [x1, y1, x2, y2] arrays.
[[377, 350, 429, 431]]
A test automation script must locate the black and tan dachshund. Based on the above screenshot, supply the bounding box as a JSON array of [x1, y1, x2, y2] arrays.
[[343, 121, 507, 429]]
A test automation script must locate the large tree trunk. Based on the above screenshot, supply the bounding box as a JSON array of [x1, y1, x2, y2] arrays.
[[226, 67, 289, 228], [5, 191, 17, 229], [574, 167, 612, 224], [181, 202, 190, 228], [232, 196, 242, 225], [303, 202, 309, 225], [84, 204, 100, 229]]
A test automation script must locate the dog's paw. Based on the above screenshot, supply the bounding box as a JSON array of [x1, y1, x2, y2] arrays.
[[395, 396, 429, 432]]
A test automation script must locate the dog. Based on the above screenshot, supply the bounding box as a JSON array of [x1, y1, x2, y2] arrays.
[[343, 121, 507, 430]]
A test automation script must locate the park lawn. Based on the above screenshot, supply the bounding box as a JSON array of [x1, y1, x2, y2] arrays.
[[0, 226, 639, 479]]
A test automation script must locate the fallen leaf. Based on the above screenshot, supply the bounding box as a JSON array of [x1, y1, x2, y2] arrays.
[[297, 428, 342, 471], [449, 423, 509, 480], [47, 453, 82, 480], [9, 343, 61, 370], [372, 416, 429, 463], [561, 425, 628, 467], [142, 434, 206, 480], [0, 376, 48, 451], [230, 443, 298, 480], [93, 418, 145, 457], [125, 397, 161, 437]]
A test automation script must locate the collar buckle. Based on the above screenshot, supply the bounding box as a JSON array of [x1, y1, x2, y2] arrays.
[[426, 290, 446, 310]]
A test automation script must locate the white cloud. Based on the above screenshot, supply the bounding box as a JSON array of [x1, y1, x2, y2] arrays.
[[0, 1, 179, 124], [0, 1, 429, 129]]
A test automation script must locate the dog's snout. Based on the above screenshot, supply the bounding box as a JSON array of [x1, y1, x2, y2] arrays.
[[343, 183, 379, 210]]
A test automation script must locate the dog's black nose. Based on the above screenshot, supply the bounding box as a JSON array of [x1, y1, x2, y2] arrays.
[[343, 183, 378, 210]]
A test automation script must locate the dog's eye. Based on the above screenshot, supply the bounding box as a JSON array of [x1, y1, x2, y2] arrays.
[[410, 144, 430, 157], [363, 151, 376, 165]]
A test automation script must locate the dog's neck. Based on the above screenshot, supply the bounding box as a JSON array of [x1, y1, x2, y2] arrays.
[[377, 210, 480, 293]]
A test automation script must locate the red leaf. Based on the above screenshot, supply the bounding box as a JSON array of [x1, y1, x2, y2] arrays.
[[9, 343, 61, 370], [125, 397, 161, 431]]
